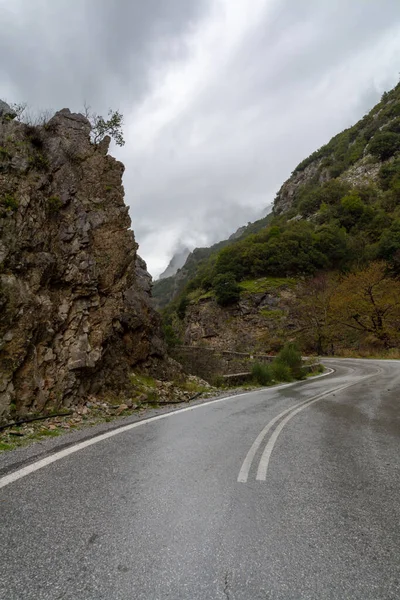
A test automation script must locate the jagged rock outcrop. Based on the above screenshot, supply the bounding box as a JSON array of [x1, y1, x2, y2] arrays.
[[0, 100, 16, 120], [0, 108, 174, 420]]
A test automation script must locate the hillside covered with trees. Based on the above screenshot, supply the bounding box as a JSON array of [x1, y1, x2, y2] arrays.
[[158, 82, 400, 355]]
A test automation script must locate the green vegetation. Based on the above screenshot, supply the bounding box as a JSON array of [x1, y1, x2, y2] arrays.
[[86, 106, 125, 147], [129, 373, 157, 389], [159, 82, 400, 356], [251, 362, 273, 385], [291, 263, 400, 354], [0, 442, 12, 451], [274, 342, 303, 378], [0, 146, 11, 160], [28, 152, 49, 171], [259, 308, 284, 319], [1, 194, 18, 213], [213, 273, 241, 306], [292, 83, 400, 178], [153, 216, 274, 309], [369, 132, 400, 161], [251, 343, 305, 386], [47, 195, 62, 213], [240, 277, 295, 293]]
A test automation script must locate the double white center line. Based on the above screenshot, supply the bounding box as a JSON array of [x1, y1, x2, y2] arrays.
[[238, 373, 375, 483]]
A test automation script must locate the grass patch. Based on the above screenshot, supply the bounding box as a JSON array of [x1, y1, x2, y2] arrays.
[[176, 379, 210, 395], [240, 277, 296, 294], [0, 441, 13, 451], [259, 308, 284, 319], [36, 429, 61, 438], [129, 373, 157, 389], [187, 289, 215, 303]]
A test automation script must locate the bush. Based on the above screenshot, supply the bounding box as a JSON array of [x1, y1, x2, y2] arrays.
[[213, 273, 241, 306], [162, 324, 180, 347], [47, 195, 62, 214], [275, 342, 303, 378], [271, 361, 293, 382], [251, 363, 273, 386], [177, 296, 189, 320]]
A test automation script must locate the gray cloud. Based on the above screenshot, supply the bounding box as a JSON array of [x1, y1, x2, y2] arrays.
[[1, 0, 400, 276], [0, 0, 208, 109]]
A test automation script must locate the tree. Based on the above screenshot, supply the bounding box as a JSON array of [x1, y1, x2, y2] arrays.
[[290, 274, 338, 355], [84, 104, 125, 147], [369, 132, 400, 161], [213, 273, 241, 306], [331, 262, 400, 348]]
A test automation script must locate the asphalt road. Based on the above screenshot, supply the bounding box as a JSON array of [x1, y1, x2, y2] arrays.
[[1, 359, 400, 599]]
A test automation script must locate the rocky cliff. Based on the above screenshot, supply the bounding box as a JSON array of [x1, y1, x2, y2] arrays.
[[0, 106, 173, 420], [274, 83, 400, 215], [175, 278, 295, 353]]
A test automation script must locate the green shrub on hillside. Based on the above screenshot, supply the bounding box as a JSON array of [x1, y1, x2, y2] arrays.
[[157, 82, 400, 335], [251, 363, 273, 385], [177, 296, 189, 320], [275, 342, 303, 379], [369, 132, 400, 161], [213, 273, 241, 306], [270, 361, 293, 382]]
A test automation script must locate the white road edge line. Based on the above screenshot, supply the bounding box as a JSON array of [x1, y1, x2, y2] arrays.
[[0, 367, 334, 490], [256, 374, 376, 481], [237, 368, 335, 483]]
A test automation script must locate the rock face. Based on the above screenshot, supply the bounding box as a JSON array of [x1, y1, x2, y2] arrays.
[[0, 100, 16, 119], [181, 286, 294, 352], [0, 108, 170, 419], [274, 159, 328, 214]]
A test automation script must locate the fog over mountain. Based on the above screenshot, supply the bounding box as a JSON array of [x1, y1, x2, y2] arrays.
[[2, 0, 400, 276]]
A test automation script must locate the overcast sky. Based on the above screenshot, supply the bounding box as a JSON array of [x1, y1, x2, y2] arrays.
[[1, 0, 400, 277]]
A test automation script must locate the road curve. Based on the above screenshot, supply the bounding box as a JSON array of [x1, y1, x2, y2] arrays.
[[1, 359, 400, 599]]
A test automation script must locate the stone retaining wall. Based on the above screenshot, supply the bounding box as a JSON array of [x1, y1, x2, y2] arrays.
[[169, 346, 273, 383]]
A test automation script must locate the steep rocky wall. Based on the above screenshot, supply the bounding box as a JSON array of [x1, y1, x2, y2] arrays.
[[181, 288, 295, 353], [273, 153, 382, 216], [0, 108, 172, 420]]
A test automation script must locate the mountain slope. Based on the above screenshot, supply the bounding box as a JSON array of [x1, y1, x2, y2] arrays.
[[152, 214, 272, 308], [158, 246, 190, 280], [160, 82, 400, 354]]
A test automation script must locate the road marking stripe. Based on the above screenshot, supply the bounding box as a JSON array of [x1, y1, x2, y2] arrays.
[[0, 369, 334, 491], [237, 368, 335, 482], [256, 374, 377, 481]]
